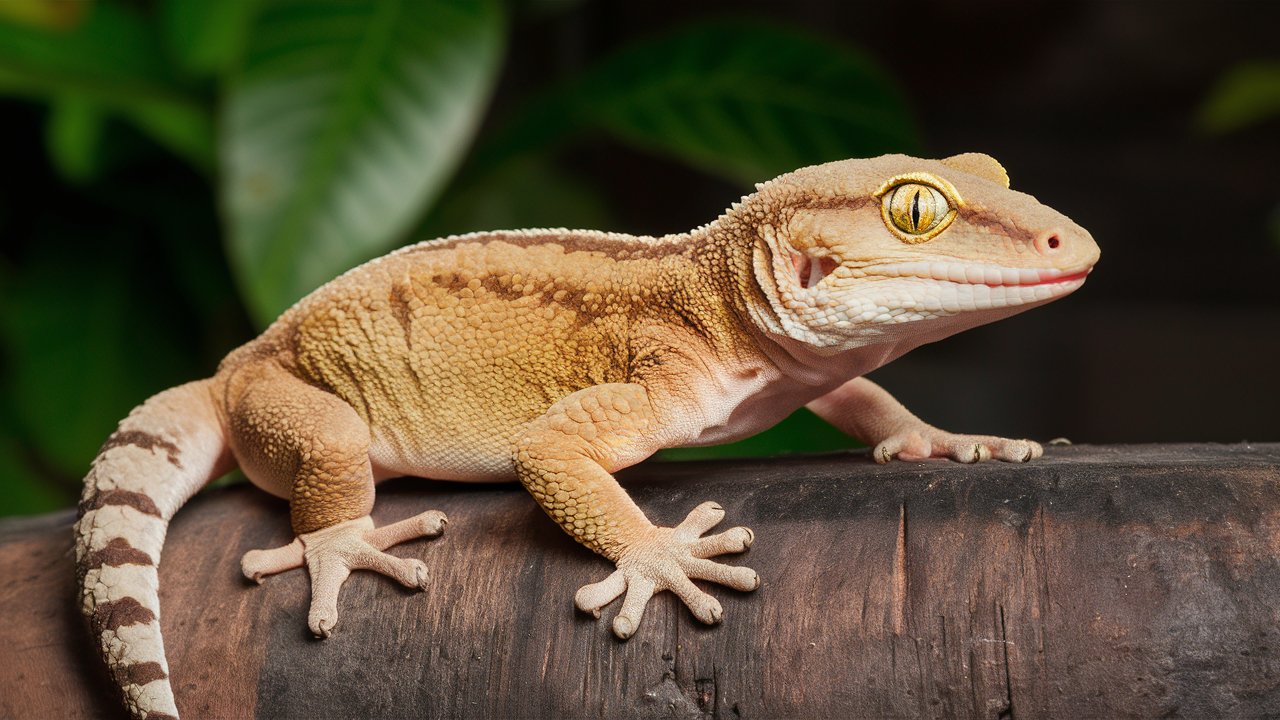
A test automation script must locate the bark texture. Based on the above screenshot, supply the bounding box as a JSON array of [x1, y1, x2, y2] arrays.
[[3, 443, 1279, 719]]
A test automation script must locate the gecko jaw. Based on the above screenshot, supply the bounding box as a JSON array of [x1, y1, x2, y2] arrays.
[[797, 266, 1091, 335], [864, 261, 1093, 288]]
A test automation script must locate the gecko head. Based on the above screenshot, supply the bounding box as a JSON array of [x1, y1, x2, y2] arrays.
[[738, 152, 1100, 353]]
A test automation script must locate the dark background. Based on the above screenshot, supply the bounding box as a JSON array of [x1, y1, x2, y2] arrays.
[[544, 1, 1280, 448], [552, 0, 1280, 446], [1, 0, 1276, 516]]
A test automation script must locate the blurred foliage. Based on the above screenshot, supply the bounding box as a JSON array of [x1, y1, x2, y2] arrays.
[[224, 0, 506, 321], [0, 0, 918, 517], [1197, 61, 1280, 135], [1198, 61, 1280, 247], [1198, 59, 1280, 249]]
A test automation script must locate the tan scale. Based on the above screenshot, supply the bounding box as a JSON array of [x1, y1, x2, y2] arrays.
[[75, 153, 1099, 719]]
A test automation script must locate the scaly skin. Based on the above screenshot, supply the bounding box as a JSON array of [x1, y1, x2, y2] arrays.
[[75, 153, 1099, 718]]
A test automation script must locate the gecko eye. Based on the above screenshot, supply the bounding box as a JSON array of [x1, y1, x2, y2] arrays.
[[875, 175, 960, 243]]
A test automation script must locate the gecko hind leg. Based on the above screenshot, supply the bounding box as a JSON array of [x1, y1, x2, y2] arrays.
[[229, 361, 447, 637]]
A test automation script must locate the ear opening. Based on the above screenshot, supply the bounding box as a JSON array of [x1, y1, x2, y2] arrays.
[[789, 249, 839, 289]]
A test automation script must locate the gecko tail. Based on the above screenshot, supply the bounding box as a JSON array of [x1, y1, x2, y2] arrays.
[[73, 379, 232, 720]]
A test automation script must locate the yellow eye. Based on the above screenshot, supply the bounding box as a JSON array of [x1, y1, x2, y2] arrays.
[[876, 176, 960, 243]]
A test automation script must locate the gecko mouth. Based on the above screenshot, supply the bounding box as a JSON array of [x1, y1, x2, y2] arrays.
[[866, 261, 1092, 287]]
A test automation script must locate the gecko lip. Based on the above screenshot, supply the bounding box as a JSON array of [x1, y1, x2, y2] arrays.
[[866, 261, 1092, 287]]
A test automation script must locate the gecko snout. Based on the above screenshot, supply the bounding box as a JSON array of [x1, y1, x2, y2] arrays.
[[1033, 224, 1101, 271]]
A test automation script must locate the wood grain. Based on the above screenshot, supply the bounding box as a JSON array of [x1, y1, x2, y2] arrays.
[[3, 444, 1280, 718]]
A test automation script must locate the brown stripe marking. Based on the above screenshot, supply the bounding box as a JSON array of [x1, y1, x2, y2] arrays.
[[958, 207, 1036, 244], [101, 429, 184, 470], [83, 537, 154, 569], [116, 661, 168, 687], [79, 489, 162, 518], [796, 195, 878, 213], [395, 228, 690, 262], [93, 596, 156, 633], [388, 282, 414, 339], [145, 713, 178, 720]]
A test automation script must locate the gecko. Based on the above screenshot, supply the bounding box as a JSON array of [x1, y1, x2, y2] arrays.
[[73, 153, 1099, 718]]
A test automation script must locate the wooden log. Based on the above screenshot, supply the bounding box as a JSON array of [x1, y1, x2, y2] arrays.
[[2, 443, 1280, 718]]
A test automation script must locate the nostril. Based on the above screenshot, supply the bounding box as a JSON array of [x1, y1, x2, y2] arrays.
[[1036, 230, 1063, 255]]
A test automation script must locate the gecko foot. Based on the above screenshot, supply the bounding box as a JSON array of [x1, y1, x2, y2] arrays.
[[874, 429, 1042, 464], [240, 510, 447, 637], [575, 501, 759, 640]]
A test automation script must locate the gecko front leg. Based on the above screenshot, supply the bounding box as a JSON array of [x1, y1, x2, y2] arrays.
[[808, 376, 1043, 463], [514, 383, 759, 639]]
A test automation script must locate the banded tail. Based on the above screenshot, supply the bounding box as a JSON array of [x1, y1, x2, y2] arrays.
[[73, 379, 231, 719]]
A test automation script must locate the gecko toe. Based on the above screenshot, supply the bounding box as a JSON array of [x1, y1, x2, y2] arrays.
[[407, 559, 430, 590], [310, 614, 336, 639], [612, 615, 635, 640]]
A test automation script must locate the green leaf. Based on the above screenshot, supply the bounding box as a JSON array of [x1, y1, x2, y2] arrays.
[[0, 2, 214, 167], [482, 19, 917, 185], [160, 0, 258, 77], [1198, 62, 1280, 135], [46, 94, 107, 183], [222, 0, 506, 325]]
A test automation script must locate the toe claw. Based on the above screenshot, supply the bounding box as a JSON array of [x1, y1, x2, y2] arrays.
[[424, 510, 448, 535], [310, 616, 335, 639], [240, 560, 264, 584], [678, 501, 728, 539], [687, 596, 723, 625], [612, 615, 635, 640], [708, 603, 723, 625], [408, 559, 430, 590]]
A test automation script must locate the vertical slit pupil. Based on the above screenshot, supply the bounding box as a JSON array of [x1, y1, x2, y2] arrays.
[[910, 190, 921, 230]]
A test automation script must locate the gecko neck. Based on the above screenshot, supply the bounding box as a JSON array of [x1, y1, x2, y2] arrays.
[[683, 210, 852, 385]]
